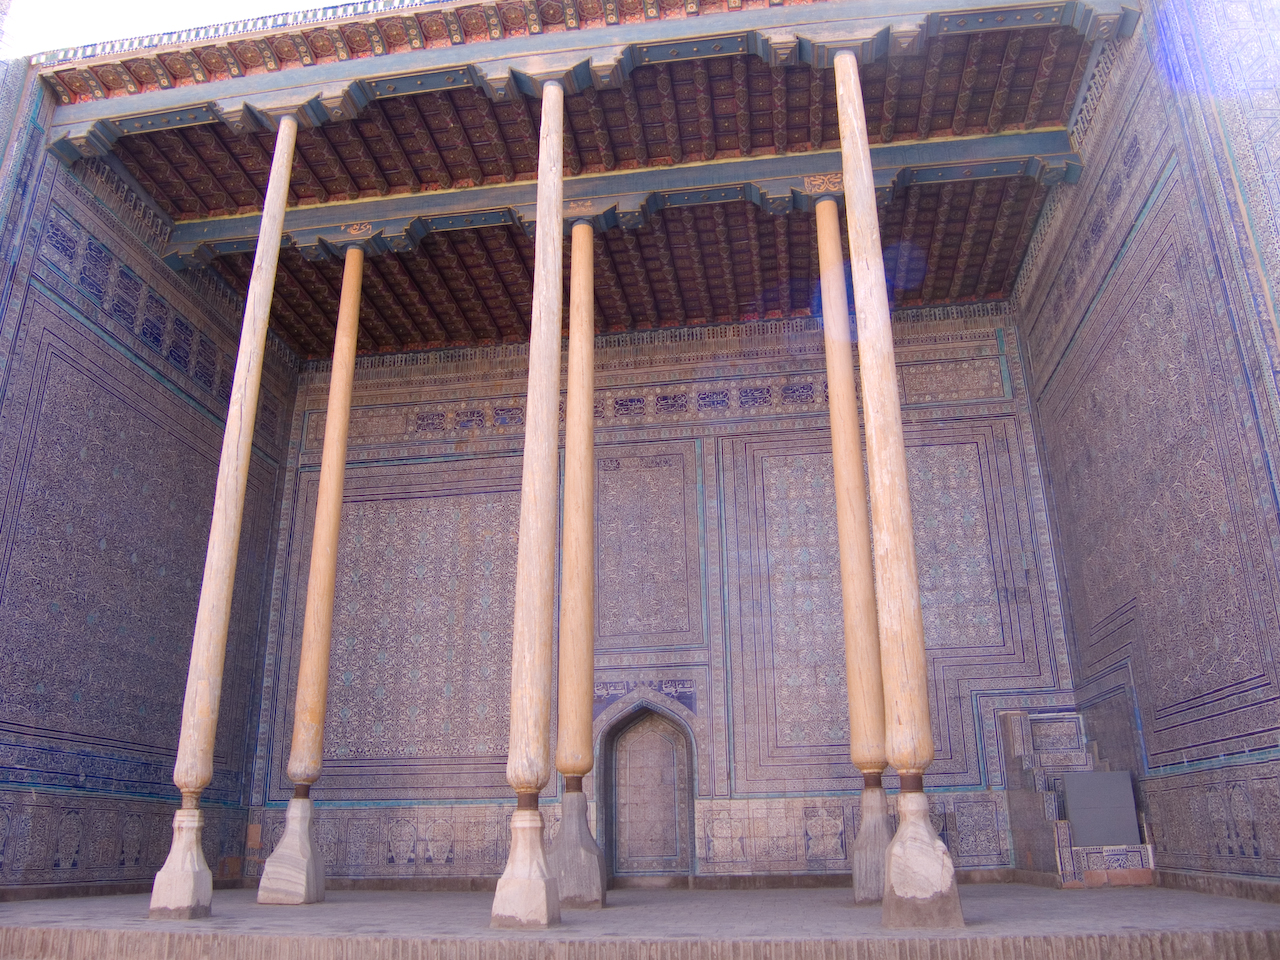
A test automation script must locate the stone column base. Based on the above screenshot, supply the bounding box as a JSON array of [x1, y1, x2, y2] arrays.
[[851, 785, 892, 904], [257, 797, 326, 905], [881, 792, 964, 929], [549, 789, 607, 909], [492, 809, 561, 929], [149, 808, 213, 920]]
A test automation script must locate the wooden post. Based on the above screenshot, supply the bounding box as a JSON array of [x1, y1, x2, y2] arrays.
[[492, 78, 565, 931], [549, 220, 607, 909], [833, 49, 963, 929], [257, 245, 365, 906], [813, 196, 892, 905], [149, 114, 298, 921]]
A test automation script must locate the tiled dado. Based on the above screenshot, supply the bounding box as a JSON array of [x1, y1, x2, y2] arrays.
[[693, 793, 1011, 875], [0, 790, 246, 889], [245, 791, 1010, 881]]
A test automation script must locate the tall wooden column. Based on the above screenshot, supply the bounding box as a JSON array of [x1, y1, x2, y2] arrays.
[[149, 114, 299, 921], [549, 220, 607, 909], [257, 244, 365, 906], [813, 196, 892, 905], [492, 78, 565, 930], [833, 49, 964, 929]]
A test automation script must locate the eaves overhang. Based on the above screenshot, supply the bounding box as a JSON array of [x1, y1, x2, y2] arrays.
[[41, 0, 1139, 162]]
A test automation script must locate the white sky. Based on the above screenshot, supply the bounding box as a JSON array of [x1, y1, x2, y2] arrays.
[[1, 0, 298, 59]]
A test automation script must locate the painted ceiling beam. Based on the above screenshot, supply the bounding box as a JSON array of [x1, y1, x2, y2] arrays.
[[163, 129, 1080, 266], [45, 0, 1139, 161]]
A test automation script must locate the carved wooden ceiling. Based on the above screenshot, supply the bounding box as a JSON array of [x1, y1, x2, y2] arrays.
[[212, 177, 1043, 357], [114, 32, 1087, 221]]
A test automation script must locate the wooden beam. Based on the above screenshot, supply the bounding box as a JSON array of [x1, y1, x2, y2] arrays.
[[893, 184, 921, 302], [362, 256, 432, 344], [593, 233, 634, 332], [580, 85, 617, 170], [679, 208, 715, 322], [986, 33, 1024, 134], [619, 75, 650, 166], [946, 181, 989, 300], [950, 34, 984, 137], [918, 182, 954, 302], [880, 57, 901, 144], [382, 94, 453, 188], [808, 66, 825, 149], [645, 212, 687, 326], [469, 88, 517, 181], [732, 56, 751, 156], [692, 59, 716, 162], [452, 230, 528, 339], [915, 39, 946, 140], [655, 63, 683, 164], [419, 90, 484, 186], [397, 248, 477, 342], [774, 211, 791, 314], [1024, 28, 1066, 128], [974, 178, 1021, 297], [710, 202, 738, 319], [181, 124, 265, 209], [771, 65, 789, 154], [481, 226, 536, 333], [297, 126, 359, 200], [424, 232, 503, 340], [998, 182, 1047, 296], [615, 228, 660, 329], [743, 201, 764, 318], [324, 120, 391, 195], [117, 135, 210, 219], [372, 253, 448, 342]]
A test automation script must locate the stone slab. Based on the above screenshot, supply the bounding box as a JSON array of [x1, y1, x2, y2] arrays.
[[1062, 772, 1141, 847], [2, 884, 1280, 959]]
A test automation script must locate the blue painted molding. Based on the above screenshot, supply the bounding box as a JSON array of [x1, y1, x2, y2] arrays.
[[163, 130, 1080, 264]]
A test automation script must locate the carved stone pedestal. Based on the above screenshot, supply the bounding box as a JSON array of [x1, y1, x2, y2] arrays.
[[881, 792, 964, 929], [492, 809, 561, 928], [149, 808, 212, 920], [549, 789, 607, 909], [257, 797, 325, 905]]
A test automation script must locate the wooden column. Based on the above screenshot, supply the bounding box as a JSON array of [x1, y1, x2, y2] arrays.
[[257, 245, 364, 905], [834, 49, 963, 929], [549, 220, 607, 909], [813, 196, 891, 904], [492, 78, 564, 930], [149, 114, 299, 921]]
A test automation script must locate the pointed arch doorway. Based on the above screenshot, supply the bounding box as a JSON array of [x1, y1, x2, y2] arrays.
[[598, 708, 695, 883]]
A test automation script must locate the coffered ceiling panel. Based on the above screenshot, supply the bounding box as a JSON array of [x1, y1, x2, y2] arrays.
[[210, 179, 1039, 358]]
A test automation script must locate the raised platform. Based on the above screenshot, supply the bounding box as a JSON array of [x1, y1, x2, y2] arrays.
[[2, 883, 1279, 959]]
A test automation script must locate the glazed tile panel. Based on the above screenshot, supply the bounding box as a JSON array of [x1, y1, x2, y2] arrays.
[[0, 88, 292, 888], [255, 319, 1070, 876], [1020, 4, 1280, 881]]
